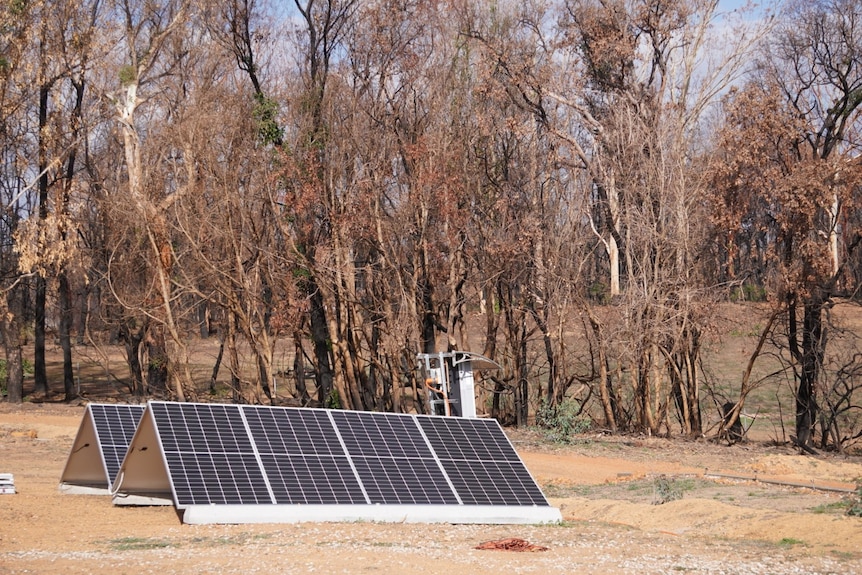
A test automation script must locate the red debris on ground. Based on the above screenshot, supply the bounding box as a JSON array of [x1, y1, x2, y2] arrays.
[[474, 538, 549, 552]]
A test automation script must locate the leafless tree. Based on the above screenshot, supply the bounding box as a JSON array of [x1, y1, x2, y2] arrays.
[[711, 0, 862, 450], [103, 0, 197, 400]]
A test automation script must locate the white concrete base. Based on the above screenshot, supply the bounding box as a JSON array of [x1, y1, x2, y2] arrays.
[[58, 482, 109, 496], [179, 503, 562, 525], [112, 492, 174, 506]]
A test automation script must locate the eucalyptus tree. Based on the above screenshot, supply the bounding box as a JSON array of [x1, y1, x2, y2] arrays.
[[1, 0, 102, 402], [711, 0, 862, 450], [283, 0, 470, 411], [169, 87, 285, 404], [558, 0, 777, 436], [0, 0, 35, 403], [462, 0, 764, 433], [100, 0, 197, 400], [260, 0, 359, 407], [27, 0, 103, 401]]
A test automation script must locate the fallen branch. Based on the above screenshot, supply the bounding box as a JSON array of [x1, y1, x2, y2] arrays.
[[475, 538, 549, 552]]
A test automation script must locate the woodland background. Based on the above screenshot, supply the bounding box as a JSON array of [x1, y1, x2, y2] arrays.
[[2, 0, 862, 453]]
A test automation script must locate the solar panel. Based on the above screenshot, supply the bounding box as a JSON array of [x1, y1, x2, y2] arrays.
[[418, 417, 549, 506], [244, 406, 365, 505], [112, 401, 562, 525], [152, 402, 271, 505], [59, 403, 145, 495], [331, 410, 459, 505], [90, 404, 145, 483]]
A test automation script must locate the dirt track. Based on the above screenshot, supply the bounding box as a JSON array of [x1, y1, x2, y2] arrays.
[[2, 401, 862, 574]]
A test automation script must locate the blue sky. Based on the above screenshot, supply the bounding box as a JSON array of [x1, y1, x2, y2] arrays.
[[719, 0, 755, 8], [717, 0, 775, 15]]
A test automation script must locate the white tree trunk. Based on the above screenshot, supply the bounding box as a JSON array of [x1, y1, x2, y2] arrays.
[[608, 174, 621, 297], [609, 236, 620, 297], [829, 192, 840, 277]]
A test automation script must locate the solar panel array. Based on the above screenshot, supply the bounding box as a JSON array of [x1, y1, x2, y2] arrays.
[[89, 404, 146, 484], [145, 401, 551, 509]]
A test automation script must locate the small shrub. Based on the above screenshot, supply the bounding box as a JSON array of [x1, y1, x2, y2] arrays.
[[744, 283, 768, 302], [208, 382, 233, 399], [588, 281, 609, 304], [811, 501, 849, 514], [777, 537, 804, 547], [652, 475, 683, 505], [535, 398, 591, 444], [730, 283, 768, 303], [730, 324, 762, 337], [846, 485, 862, 517], [324, 388, 341, 409], [0, 358, 34, 394]]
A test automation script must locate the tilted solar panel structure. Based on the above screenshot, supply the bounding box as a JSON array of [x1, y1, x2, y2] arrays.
[[59, 403, 146, 495], [112, 401, 561, 525]]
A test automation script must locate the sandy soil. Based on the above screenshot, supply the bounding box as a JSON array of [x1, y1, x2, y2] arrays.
[[2, 401, 862, 574]]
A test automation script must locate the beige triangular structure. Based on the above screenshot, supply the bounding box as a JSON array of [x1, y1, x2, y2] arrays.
[[59, 403, 146, 496]]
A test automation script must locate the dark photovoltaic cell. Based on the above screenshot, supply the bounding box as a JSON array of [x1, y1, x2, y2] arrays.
[[244, 406, 343, 456], [166, 452, 271, 505], [439, 459, 548, 506], [333, 410, 459, 504], [332, 410, 434, 459], [244, 405, 366, 505], [351, 456, 459, 505], [151, 403, 271, 506], [261, 454, 365, 504], [418, 417, 520, 462], [152, 402, 252, 453], [138, 401, 551, 513], [419, 417, 549, 506], [89, 404, 145, 483]]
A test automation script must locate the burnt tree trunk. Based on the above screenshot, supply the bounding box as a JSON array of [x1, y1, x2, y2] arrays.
[[209, 338, 224, 394], [120, 319, 146, 397], [58, 273, 74, 401], [33, 82, 50, 398], [60, 76, 85, 402], [309, 285, 334, 405], [795, 297, 825, 450], [3, 282, 27, 403], [146, 328, 169, 397], [293, 330, 310, 404]]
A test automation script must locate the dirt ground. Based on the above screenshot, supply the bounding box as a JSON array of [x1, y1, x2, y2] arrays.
[[2, 401, 862, 574]]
